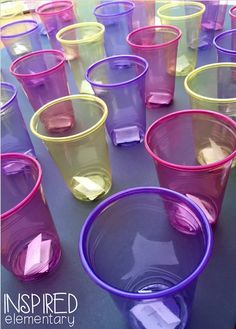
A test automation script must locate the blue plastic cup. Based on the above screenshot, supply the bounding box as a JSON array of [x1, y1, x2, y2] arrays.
[[80, 187, 213, 329], [214, 29, 236, 63]]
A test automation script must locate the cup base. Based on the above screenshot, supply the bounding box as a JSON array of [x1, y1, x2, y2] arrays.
[[111, 126, 144, 146], [146, 92, 173, 109]]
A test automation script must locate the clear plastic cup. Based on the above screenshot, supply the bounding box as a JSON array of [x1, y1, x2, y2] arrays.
[[127, 25, 182, 108], [56, 22, 105, 93], [10, 49, 70, 112], [157, 1, 205, 76], [229, 5, 236, 30], [30, 94, 112, 202], [80, 186, 213, 329], [214, 29, 236, 63], [130, 0, 155, 30], [1, 153, 61, 281], [35, 0, 77, 51], [145, 110, 236, 227], [94, 1, 134, 57], [184, 63, 236, 121], [73, 0, 100, 22], [0, 19, 42, 60], [86, 55, 148, 146], [1, 82, 35, 157], [0, 0, 24, 25]]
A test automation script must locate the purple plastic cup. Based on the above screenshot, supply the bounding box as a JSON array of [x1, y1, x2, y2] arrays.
[[214, 29, 236, 63], [230, 6, 236, 29], [1, 82, 35, 157], [0, 19, 42, 60], [1, 153, 61, 281], [145, 110, 236, 228], [35, 0, 77, 52], [80, 187, 213, 329], [127, 25, 182, 109], [132, 0, 156, 30], [94, 1, 134, 56], [10, 50, 70, 112], [86, 55, 148, 146]]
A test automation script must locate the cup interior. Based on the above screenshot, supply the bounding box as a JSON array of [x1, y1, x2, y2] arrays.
[[146, 111, 236, 167], [94, 1, 134, 17], [214, 30, 236, 53], [0, 20, 38, 38], [58, 24, 103, 43], [0, 83, 16, 110], [158, 3, 204, 19], [1, 155, 40, 217]]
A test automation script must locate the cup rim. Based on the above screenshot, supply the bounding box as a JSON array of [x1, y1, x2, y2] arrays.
[[86, 55, 149, 88], [184, 62, 236, 104], [30, 94, 108, 143], [94, 0, 135, 18], [35, 0, 73, 16], [157, 1, 205, 21], [213, 29, 236, 54], [0, 0, 23, 18], [56, 22, 105, 45], [10, 49, 66, 78], [1, 153, 42, 220], [127, 25, 182, 50], [229, 5, 236, 18], [79, 186, 213, 300], [0, 19, 39, 39], [0, 82, 17, 111], [144, 109, 236, 172]]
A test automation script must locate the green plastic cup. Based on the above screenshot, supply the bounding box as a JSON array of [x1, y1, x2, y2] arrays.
[[30, 94, 112, 202], [56, 22, 105, 93], [157, 1, 205, 76], [73, 0, 100, 22]]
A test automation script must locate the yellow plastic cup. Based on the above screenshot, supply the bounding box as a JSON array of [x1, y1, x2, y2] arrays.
[[184, 62, 236, 120], [157, 1, 205, 76], [30, 94, 112, 202], [0, 0, 24, 25], [56, 22, 105, 93]]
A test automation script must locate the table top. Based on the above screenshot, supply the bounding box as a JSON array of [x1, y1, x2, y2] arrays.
[[1, 10, 236, 329]]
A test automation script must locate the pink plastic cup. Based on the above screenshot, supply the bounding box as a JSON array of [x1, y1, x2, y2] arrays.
[[145, 110, 236, 229], [35, 0, 77, 51], [1, 153, 61, 281], [127, 25, 182, 108], [230, 6, 236, 29], [131, 0, 156, 30]]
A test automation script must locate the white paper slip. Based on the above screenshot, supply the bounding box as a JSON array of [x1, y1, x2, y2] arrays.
[[197, 138, 228, 165], [130, 300, 181, 329], [12, 44, 31, 56], [176, 55, 191, 74], [73, 176, 105, 201], [80, 80, 94, 94]]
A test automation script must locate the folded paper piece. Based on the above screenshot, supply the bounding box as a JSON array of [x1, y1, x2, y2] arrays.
[[24, 233, 51, 275], [177, 55, 191, 74], [11, 44, 31, 56], [80, 80, 94, 94], [72, 176, 105, 200], [130, 300, 181, 329], [197, 138, 228, 165]]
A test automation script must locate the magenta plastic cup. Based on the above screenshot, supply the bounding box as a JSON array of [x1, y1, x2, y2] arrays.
[[10, 50, 70, 113], [1, 153, 61, 281], [94, 1, 134, 57], [86, 55, 148, 146], [35, 0, 77, 52], [127, 25, 182, 109], [80, 187, 213, 329], [214, 29, 236, 63], [145, 110, 236, 228], [0, 19, 42, 60], [229, 6, 236, 29], [1, 82, 35, 157], [131, 0, 156, 30]]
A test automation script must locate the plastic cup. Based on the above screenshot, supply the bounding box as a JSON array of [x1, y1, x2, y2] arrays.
[[94, 1, 134, 57], [184, 63, 236, 121], [10, 50, 70, 112], [0, 0, 24, 25], [127, 25, 182, 109], [35, 0, 77, 51], [73, 0, 100, 22], [30, 94, 112, 202], [0, 19, 42, 61], [230, 6, 236, 29], [131, 0, 155, 30], [1, 82, 35, 157], [214, 29, 236, 63], [145, 110, 236, 227], [157, 1, 205, 76], [1, 153, 61, 281], [56, 22, 105, 93], [80, 186, 213, 329], [86, 55, 148, 146]]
